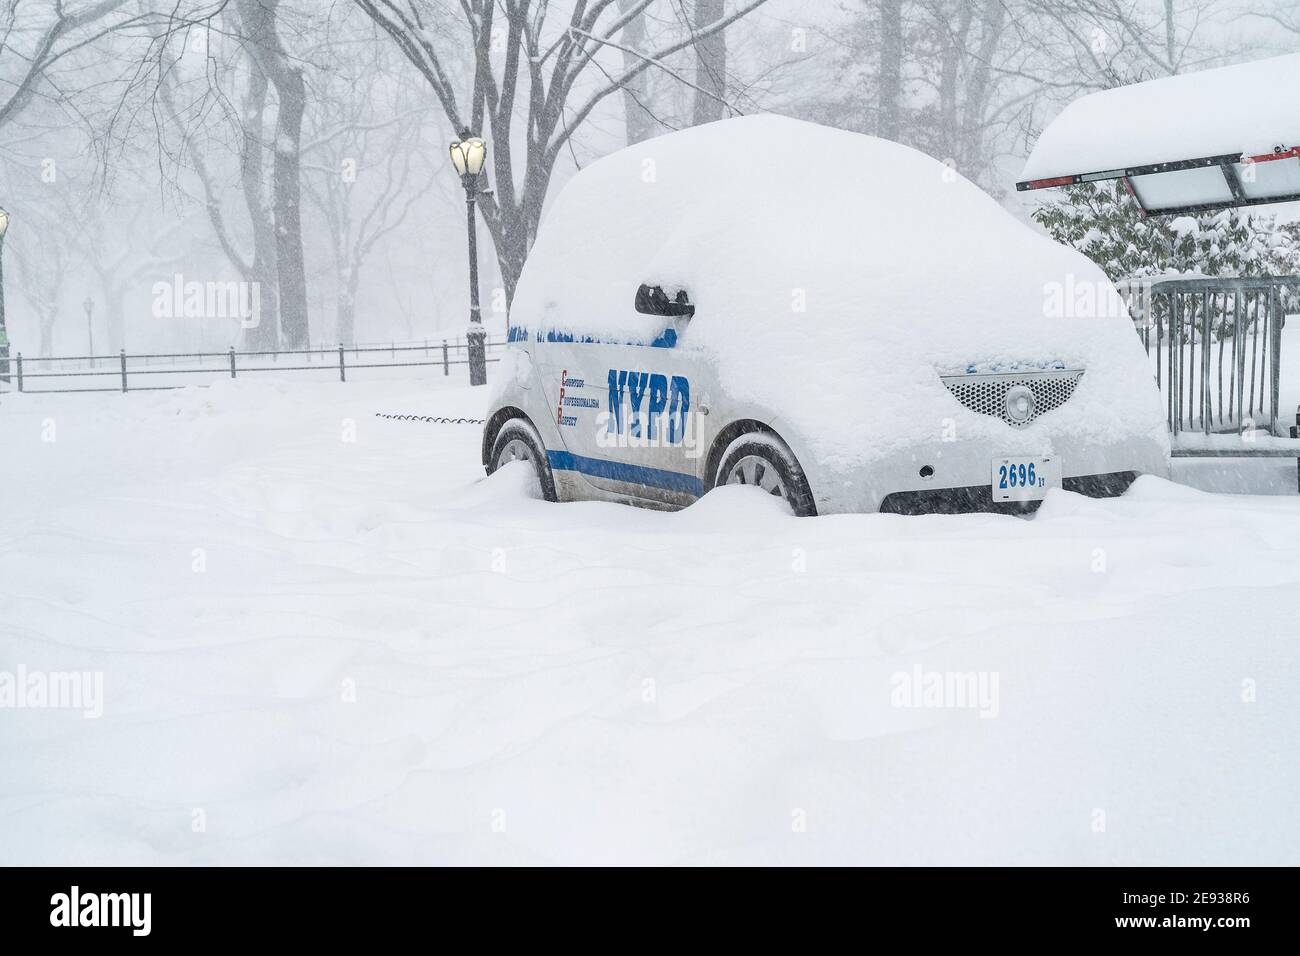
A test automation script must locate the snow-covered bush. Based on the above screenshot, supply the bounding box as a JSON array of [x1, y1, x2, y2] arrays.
[[1032, 180, 1291, 282], [1033, 182, 1300, 333]]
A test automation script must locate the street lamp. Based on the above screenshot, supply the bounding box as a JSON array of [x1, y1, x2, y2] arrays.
[[83, 296, 95, 365], [449, 129, 488, 386], [0, 208, 9, 385]]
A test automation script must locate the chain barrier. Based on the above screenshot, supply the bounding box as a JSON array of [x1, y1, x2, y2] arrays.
[[374, 412, 485, 425]]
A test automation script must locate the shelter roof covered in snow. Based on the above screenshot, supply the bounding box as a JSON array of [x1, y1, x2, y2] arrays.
[[1017, 54, 1300, 216]]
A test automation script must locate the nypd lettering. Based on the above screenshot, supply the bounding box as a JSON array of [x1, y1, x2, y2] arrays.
[[604, 369, 690, 443]]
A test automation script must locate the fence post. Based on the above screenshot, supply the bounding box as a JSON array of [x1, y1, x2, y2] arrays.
[[442, 339, 449, 376], [339, 344, 346, 382], [1171, 295, 1181, 436], [1201, 291, 1212, 436], [15, 353, 22, 392], [1270, 287, 1283, 435], [120, 349, 128, 392], [229, 346, 237, 379]]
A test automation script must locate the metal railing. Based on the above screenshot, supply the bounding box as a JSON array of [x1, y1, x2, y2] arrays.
[[0, 337, 506, 395], [1119, 275, 1300, 437]]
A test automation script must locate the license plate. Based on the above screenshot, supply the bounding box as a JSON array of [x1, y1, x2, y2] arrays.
[[991, 456, 1061, 502]]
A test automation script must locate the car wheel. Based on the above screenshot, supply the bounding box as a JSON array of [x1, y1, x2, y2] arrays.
[[489, 418, 558, 501], [715, 431, 816, 516]]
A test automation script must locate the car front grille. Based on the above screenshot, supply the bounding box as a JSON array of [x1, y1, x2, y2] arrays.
[[939, 368, 1085, 428]]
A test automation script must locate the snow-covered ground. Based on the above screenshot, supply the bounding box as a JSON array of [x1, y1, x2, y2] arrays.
[[2, 375, 1298, 865]]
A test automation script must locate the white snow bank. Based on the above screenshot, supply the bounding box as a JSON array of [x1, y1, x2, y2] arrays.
[[514, 115, 1166, 470], [1020, 54, 1300, 181], [1, 381, 1297, 864]]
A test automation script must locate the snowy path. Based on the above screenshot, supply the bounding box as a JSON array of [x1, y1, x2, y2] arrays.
[[1, 377, 1297, 864]]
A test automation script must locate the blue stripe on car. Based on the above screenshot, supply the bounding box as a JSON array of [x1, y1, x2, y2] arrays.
[[546, 450, 704, 496], [506, 326, 677, 348]]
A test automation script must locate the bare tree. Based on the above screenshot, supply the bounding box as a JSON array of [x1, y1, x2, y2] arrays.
[[151, 0, 326, 350], [1251, 0, 1300, 43], [955, 0, 1008, 176], [807, 0, 1016, 189], [1002, 0, 1244, 167], [7, 197, 73, 355], [878, 0, 903, 141], [1011, 0, 1240, 89], [616, 0, 655, 144], [79, 206, 190, 351], [0, 0, 140, 131], [159, 32, 283, 350], [235, 0, 308, 348], [353, 0, 770, 303], [300, 33, 437, 344], [802, 0, 1241, 193], [691, 0, 727, 125]]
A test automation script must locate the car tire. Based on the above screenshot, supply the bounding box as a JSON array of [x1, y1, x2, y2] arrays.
[[489, 417, 558, 502], [715, 431, 817, 516]]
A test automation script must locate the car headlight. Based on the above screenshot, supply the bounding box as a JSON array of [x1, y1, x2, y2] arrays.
[[1005, 384, 1036, 424]]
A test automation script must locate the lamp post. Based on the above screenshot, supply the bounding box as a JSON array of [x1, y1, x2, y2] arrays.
[[449, 130, 488, 386], [0, 208, 9, 385], [83, 296, 95, 366]]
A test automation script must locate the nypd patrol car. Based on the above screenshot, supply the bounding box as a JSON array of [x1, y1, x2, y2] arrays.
[[480, 116, 1170, 516]]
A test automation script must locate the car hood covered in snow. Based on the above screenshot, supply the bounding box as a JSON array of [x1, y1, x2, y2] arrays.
[[511, 114, 1168, 472]]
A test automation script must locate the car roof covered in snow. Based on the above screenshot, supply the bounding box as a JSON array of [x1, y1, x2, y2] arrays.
[[515, 114, 1109, 341], [1018, 55, 1300, 214]]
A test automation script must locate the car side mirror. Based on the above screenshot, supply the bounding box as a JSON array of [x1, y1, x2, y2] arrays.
[[635, 283, 694, 318]]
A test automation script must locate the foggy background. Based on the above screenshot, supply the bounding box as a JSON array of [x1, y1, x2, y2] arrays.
[[0, 0, 1295, 358]]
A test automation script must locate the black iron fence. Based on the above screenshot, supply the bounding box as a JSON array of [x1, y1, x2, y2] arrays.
[[1119, 275, 1300, 436], [0, 337, 506, 395]]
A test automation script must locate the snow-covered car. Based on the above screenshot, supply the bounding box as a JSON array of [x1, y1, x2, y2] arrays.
[[482, 115, 1170, 515]]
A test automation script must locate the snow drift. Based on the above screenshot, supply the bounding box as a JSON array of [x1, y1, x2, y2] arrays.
[[0, 380, 1296, 864]]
